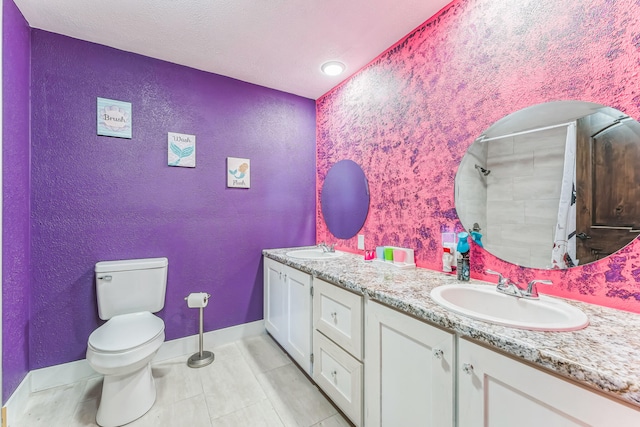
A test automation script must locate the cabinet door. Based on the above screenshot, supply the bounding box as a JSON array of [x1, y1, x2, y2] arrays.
[[458, 338, 640, 426], [264, 258, 286, 344], [365, 301, 455, 427], [284, 265, 313, 375]]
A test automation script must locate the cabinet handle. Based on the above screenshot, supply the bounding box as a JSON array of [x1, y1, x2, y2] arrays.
[[331, 312, 338, 323], [433, 348, 444, 359], [331, 370, 337, 382], [463, 363, 474, 375], [284, 274, 287, 281]]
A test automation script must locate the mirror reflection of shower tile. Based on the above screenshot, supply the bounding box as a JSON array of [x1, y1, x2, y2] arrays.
[[487, 137, 515, 156], [487, 200, 525, 225], [512, 176, 559, 200], [524, 199, 559, 225], [486, 180, 514, 201]]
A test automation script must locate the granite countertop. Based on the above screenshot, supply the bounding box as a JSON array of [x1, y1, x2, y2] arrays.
[[263, 247, 640, 408]]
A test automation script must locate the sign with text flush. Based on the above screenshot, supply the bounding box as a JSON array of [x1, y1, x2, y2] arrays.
[[227, 157, 250, 188], [97, 97, 132, 139]]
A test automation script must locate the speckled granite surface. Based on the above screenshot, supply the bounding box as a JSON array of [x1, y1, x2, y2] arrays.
[[263, 247, 640, 408]]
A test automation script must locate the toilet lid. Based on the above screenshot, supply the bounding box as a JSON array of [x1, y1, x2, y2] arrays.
[[89, 311, 164, 352]]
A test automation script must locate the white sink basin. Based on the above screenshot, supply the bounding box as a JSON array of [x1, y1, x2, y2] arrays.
[[286, 249, 344, 260], [430, 284, 589, 331]]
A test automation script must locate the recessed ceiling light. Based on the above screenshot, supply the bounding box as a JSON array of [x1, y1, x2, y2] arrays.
[[321, 61, 346, 76]]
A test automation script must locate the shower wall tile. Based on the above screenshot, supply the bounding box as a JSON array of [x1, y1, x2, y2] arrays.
[[487, 137, 515, 157], [487, 200, 525, 225], [487, 152, 535, 177], [486, 180, 514, 201], [512, 176, 561, 201], [525, 199, 561, 226]]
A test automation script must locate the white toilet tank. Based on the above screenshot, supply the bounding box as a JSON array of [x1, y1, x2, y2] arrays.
[[95, 257, 168, 320]]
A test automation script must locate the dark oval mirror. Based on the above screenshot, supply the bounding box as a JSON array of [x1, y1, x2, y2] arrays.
[[455, 100, 640, 269], [321, 160, 370, 239]]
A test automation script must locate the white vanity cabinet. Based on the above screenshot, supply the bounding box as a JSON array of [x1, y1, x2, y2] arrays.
[[365, 301, 455, 427], [263, 257, 313, 375], [312, 279, 364, 426], [458, 338, 640, 426]]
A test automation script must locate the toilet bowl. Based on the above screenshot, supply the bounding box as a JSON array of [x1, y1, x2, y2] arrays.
[[87, 312, 165, 427], [87, 257, 168, 427]]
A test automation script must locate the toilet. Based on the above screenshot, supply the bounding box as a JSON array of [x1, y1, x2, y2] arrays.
[[86, 257, 168, 427]]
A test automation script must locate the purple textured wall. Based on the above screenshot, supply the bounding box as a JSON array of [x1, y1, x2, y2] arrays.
[[2, 0, 31, 402], [30, 31, 316, 369], [317, 0, 640, 313]]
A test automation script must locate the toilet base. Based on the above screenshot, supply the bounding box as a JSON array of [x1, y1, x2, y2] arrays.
[[96, 362, 156, 427]]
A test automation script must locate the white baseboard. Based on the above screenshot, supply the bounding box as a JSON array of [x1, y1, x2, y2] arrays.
[[30, 359, 100, 393], [154, 319, 265, 362], [3, 320, 265, 426], [3, 373, 30, 427]]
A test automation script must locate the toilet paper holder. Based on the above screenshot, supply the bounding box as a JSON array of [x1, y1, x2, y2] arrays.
[[184, 292, 211, 307], [184, 292, 215, 368]]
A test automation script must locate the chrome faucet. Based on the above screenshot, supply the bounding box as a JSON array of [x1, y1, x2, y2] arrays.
[[486, 270, 552, 299], [486, 270, 525, 297], [318, 242, 336, 253], [524, 280, 553, 299]]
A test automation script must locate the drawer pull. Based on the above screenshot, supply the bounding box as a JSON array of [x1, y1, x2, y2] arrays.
[[463, 363, 474, 375], [331, 370, 338, 382], [433, 348, 444, 359], [331, 312, 338, 323]]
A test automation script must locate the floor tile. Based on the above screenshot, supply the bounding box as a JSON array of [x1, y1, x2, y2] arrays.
[[201, 344, 268, 418], [237, 334, 291, 375], [69, 397, 100, 426], [18, 381, 87, 426], [311, 413, 352, 427], [129, 394, 212, 427], [210, 399, 284, 427], [15, 336, 346, 427], [210, 341, 244, 361], [152, 355, 204, 406], [257, 364, 337, 427], [79, 377, 103, 403]]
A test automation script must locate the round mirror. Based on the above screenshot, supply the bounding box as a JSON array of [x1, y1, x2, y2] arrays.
[[321, 160, 370, 239], [455, 101, 640, 269]]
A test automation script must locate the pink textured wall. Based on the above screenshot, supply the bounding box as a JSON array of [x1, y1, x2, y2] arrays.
[[317, 0, 640, 312]]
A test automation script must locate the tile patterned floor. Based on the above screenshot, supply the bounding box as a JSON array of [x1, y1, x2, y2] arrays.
[[17, 335, 351, 427]]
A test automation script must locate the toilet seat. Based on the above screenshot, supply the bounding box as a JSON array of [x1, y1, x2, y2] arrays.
[[89, 311, 164, 352], [87, 311, 165, 377]]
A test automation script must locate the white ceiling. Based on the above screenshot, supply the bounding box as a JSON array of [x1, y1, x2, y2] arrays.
[[14, 0, 452, 99]]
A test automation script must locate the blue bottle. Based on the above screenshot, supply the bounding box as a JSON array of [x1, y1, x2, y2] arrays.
[[471, 231, 483, 248]]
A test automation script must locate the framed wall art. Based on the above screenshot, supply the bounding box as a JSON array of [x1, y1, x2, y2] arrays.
[[227, 157, 250, 188], [97, 97, 132, 139], [168, 132, 196, 168]]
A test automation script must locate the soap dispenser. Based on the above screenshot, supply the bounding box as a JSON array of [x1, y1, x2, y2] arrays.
[[470, 231, 483, 248], [456, 232, 470, 281]]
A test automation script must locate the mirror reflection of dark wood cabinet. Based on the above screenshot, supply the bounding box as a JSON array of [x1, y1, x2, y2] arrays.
[[576, 109, 640, 264], [456, 101, 640, 269]]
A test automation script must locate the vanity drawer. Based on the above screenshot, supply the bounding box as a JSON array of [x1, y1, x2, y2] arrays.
[[313, 331, 363, 427], [313, 279, 363, 360]]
